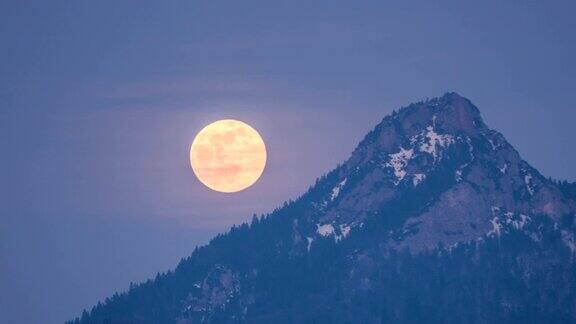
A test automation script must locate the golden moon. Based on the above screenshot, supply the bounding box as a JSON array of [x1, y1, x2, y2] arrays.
[[190, 119, 267, 193]]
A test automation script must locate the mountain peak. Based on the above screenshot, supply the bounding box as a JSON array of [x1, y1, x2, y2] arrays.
[[313, 93, 574, 252], [350, 92, 485, 172], [390, 91, 484, 137]]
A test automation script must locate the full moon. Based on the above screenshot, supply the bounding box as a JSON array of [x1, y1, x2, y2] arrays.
[[190, 119, 267, 193]]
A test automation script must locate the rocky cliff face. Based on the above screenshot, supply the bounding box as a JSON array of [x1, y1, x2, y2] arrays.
[[72, 93, 576, 324], [300, 92, 575, 253]]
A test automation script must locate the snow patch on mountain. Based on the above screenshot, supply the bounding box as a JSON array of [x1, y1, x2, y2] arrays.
[[487, 138, 498, 150], [455, 160, 472, 183], [413, 173, 426, 186], [330, 178, 347, 201], [505, 213, 530, 230], [306, 237, 314, 251], [562, 230, 576, 254], [316, 222, 353, 242], [455, 169, 463, 182], [488, 208, 533, 238], [418, 125, 455, 160], [525, 174, 535, 195], [339, 224, 351, 239], [488, 217, 502, 237], [317, 224, 335, 236], [385, 147, 414, 184]]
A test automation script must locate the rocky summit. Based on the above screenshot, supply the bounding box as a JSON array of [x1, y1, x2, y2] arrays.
[[72, 93, 576, 324]]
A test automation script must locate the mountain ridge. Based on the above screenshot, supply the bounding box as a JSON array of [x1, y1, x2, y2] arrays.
[[71, 92, 576, 324]]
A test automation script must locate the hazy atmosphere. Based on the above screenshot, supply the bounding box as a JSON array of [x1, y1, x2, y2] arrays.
[[1, 1, 575, 323]]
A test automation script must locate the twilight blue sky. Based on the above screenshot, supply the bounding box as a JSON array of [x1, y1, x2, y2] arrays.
[[1, 1, 575, 323]]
